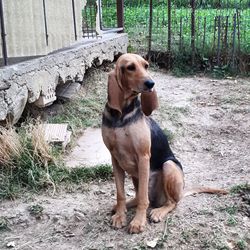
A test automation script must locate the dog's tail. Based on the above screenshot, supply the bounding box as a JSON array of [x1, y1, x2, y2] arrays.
[[183, 187, 228, 197]]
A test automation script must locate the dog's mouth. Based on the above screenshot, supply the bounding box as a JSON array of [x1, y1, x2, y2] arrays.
[[134, 84, 155, 93], [143, 87, 154, 93], [132, 88, 153, 95]]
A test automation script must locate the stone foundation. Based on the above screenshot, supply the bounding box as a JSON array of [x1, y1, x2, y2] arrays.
[[0, 33, 128, 124]]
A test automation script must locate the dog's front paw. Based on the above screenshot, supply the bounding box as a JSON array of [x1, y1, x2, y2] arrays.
[[128, 217, 146, 234], [112, 213, 127, 229]]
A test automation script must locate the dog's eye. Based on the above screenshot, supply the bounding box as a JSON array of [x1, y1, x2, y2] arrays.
[[145, 64, 149, 69], [127, 64, 136, 71]]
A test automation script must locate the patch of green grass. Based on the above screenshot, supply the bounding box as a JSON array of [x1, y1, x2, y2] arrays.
[[217, 247, 230, 250], [0, 124, 112, 200], [50, 164, 113, 184], [0, 127, 53, 200], [230, 183, 250, 194], [218, 205, 238, 215], [0, 68, 111, 201], [28, 204, 44, 219], [48, 68, 107, 134], [236, 239, 247, 250], [48, 97, 104, 134], [224, 206, 238, 215], [160, 105, 189, 127], [163, 128, 175, 143], [1, 161, 112, 201], [181, 230, 191, 242], [0, 217, 9, 232], [197, 209, 214, 216], [227, 216, 238, 226]]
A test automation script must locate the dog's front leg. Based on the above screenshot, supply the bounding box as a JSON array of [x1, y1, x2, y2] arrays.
[[128, 156, 150, 233], [111, 156, 127, 229]]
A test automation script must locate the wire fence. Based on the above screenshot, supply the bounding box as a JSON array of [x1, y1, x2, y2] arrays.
[[102, 0, 250, 73]]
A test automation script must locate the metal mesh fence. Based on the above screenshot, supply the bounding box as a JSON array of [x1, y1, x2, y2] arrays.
[[82, 0, 98, 38], [101, 0, 117, 29], [101, 0, 250, 72]]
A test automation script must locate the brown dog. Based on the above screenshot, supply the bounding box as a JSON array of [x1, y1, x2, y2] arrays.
[[101, 53, 227, 234]]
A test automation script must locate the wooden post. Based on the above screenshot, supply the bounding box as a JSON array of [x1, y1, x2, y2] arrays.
[[0, 0, 8, 65], [116, 0, 124, 29], [148, 0, 153, 54], [167, 0, 171, 69], [191, 0, 195, 66]]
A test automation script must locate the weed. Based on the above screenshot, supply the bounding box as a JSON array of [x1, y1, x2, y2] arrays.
[[132, 245, 147, 250], [50, 164, 113, 184], [225, 206, 238, 215], [159, 105, 189, 128], [163, 128, 175, 143], [48, 97, 104, 134], [227, 216, 238, 226], [0, 127, 21, 166], [217, 247, 230, 250], [218, 205, 238, 215], [181, 230, 191, 242], [236, 239, 247, 250], [0, 217, 9, 231], [127, 44, 135, 53], [48, 68, 107, 134], [197, 209, 214, 216], [0, 161, 112, 200], [0, 122, 112, 200], [28, 204, 44, 219], [230, 183, 250, 194]]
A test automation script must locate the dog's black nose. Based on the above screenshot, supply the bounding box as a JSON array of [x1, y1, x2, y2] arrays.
[[144, 80, 155, 89]]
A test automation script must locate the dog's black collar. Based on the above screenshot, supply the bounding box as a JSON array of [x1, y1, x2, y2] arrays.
[[106, 97, 140, 114], [103, 97, 143, 128]]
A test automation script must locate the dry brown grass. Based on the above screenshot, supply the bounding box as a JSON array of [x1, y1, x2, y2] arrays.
[[0, 126, 21, 166], [0, 122, 53, 168], [31, 123, 53, 166]]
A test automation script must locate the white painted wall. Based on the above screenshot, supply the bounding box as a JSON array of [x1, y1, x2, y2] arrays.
[[0, 0, 83, 58]]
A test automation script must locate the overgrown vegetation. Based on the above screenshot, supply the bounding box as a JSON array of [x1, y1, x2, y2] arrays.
[[48, 68, 107, 133], [0, 217, 9, 232], [100, 0, 250, 75], [0, 124, 112, 200], [0, 68, 112, 201]]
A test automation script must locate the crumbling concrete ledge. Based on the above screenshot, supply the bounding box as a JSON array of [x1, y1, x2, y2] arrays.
[[0, 33, 128, 124]]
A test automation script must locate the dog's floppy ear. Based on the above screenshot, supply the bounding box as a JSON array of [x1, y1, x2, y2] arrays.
[[107, 69, 124, 114], [141, 89, 159, 116]]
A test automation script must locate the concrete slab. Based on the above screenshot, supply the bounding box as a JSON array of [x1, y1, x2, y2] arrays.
[[42, 123, 71, 149], [65, 128, 111, 168]]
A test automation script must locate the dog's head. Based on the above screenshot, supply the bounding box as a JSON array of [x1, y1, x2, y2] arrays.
[[107, 53, 158, 116]]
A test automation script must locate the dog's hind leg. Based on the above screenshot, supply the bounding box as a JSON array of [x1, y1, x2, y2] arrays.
[[150, 160, 184, 223]]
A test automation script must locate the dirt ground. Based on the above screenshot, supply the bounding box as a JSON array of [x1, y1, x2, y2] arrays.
[[0, 70, 250, 250]]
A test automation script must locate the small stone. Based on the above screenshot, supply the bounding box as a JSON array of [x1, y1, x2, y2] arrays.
[[106, 243, 115, 248], [74, 211, 85, 221], [146, 238, 159, 248], [6, 241, 15, 248]]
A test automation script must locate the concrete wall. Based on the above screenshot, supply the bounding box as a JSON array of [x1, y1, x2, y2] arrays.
[[0, 0, 82, 58], [0, 33, 128, 124]]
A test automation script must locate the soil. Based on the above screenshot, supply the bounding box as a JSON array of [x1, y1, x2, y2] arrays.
[[1, 70, 250, 250]]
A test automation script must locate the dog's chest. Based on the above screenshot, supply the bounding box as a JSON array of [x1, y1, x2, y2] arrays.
[[102, 120, 151, 176]]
